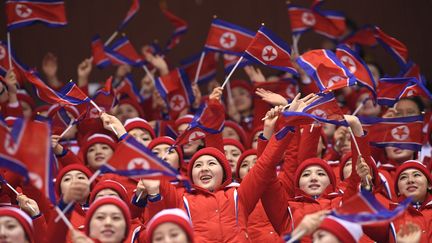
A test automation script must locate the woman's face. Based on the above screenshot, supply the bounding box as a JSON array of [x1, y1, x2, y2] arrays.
[[60, 170, 89, 197], [232, 87, 252, 113], [357, 93, 381, 117], [367, 64, 380, 82], [115, 104, 139, 123], [95, 189, 120, 201], [152, 222, 189, 243], [251, 131, 261, 150], [152, 144, 180, 170], [299, 165, 331, 196], [222, 127, 240, 141], [312, 230, 341, 243], [177, 123, 202, 156], [192, 155, 224, 191], [385, 147, 414, 164], [395, 99, 421, 117], [89, 204, 126, 243], [239, 155, 257, 179], [86, 143, 114, 170], [0, 216, 29, 243], [129, 128, 152, 146], [397, 168, 429, 202], [342, 159, 353, 181], [224, 145, 242, 176]]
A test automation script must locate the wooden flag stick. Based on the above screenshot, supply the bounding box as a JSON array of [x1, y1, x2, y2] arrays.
[[104, 31, 119, 46], [90, 100, 119, 136], [54, 207, 74, 230], [261, 104, 291, 121], [7, 32, 12, 69], [193, 52, 206, 84], [221, 56, 244, 89], [3, 182, 37, 214], [286, 229, 306, 243]]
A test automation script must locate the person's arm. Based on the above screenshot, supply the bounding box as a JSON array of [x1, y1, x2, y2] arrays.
[[3, 70, 23, 117], [16, 194, 48, 243], [77, 58, 93, 95], [202, 87, 224, 152]]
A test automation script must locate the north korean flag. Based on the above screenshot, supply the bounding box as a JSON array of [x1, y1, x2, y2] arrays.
[[92, 76, 118, 112], [6, 0, 67, 31], [161, 7, 188, 53], [377, 77, 432, 107], [154, 68, 195, 120], [113, 75, 144, 104], [399, 61, 425, 84], [297, 49, 356, 93], [222, 53, 250, 74], [105, 36, 144, 67], [341, 25, 377, 47], [204, 18, 255, 56], [336, 44, 377, 97], [374, 26, 408, 67], [180, 52, 218, 84], [303, 92, 346, 124], [244, 25, 297, 75], [360, 115, 423, 151], [118, 0, 140, 30], [0, 40, 30, 87], [91, 35, 111, 69], [102, 135, 180, 180]]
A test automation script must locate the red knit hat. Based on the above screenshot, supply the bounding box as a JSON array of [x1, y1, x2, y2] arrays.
[[188, 147, 232, 187], [80, 133, 117, 164], [250, 125, 263, 147], [118, 98, 144, 118], [55, 164, 93, 196], [224, 120, 249, 146], [318, 216, 362, 243], [394, 160, 432, 195], [146, 208, 194, 243], [295, 158, 337, 191], [4, 116, 18, 127], [89, 179, 129, 204], [0, 207, 34, 243], [148, 136, 184, 170], [236, 149, 257, 181], [230, 79, 253, 94], [85, 196, 131, 240], [16, 90, 35, 109], [223, 138, 245, 153], [174, 115, 194, 131], [124, 117, 156, 138]]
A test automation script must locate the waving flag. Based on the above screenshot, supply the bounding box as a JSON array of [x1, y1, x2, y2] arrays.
[[204, 18, 255, 56], [106, 36, 144, 67], [6, 0, 67, 31], [336, 44, 377, 97], [101, 135, 180, 179], [24, 71, 90, 106], [341, 25, 377, 47], [222, 53, 251, 74], [286, 2, 346, 40], [303, 92, 346, 123], [377, 77, 432, 106], [181, 52, 218, 84], [244, 25, 297, 75], [91, 35, 110, 69], [118, 0, 140, 30], [278, 110, 348, 127], [297, 49, 356, 93], [0, 41, 30, 86], [113, 75, 144, 103], [161, 7, 188, 53], [360, 115, 423, 151], [399, 61, 425, 84], [374, 27, 408, 67], [331, 189, 410, 224], [175, 102, 225, 146], [0, 119, 56, 203], [92, 76, 118, 112], [155, 68, 195, 120]]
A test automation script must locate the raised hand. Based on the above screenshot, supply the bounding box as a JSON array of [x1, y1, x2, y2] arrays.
[[263, 105, 285, 138], [77, 58, 93, 87], [255, 88, 288, 106], [287, 93, 319, 112], [100, 112, 127, 138], [17, 194, 40, 217], [209, 87, 223, 101], [244, 65, 266, 82], [396, 222, 421, 243]]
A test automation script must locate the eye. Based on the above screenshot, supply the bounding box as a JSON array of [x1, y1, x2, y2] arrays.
[[209, 161, 217, 166], [241, 163, 248, 168], [414, 173, 422, 177], [63, 177, 71, 182], [301, 173, 310, 177], [399, 175, 407, 180], [194, 163, 202, 168], [152, 151, 159, 156], [88, 148, 95, 153], [96, 215, 105, 220], [6, 223, 16, 230], [318, 172, 327, 176], [232, 153, 240, 157]]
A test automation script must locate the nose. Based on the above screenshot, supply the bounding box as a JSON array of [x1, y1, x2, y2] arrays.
[[104, 216, 113, 226], [310, 174, 318, 182], [0, 225, 6, 238], [406, 175, 415, 184]]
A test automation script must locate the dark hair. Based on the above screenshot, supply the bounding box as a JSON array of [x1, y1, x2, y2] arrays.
[[398, 96, 425, 113]]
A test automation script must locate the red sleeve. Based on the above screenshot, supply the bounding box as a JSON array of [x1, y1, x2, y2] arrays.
[[145, 179, 179, 221], [256, 136, 269, 158], [239, 131, 293, 216], [297, 124, 322, 162], [33, 214, 48, 243], [278, 129, 300, 197], [203, 99, 225, 152], [3, 103, 23, 118], [45, 207, 73, 242], [57, 150, 84, 168]]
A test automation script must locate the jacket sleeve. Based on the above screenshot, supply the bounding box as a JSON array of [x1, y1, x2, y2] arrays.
[[202, 99, 225, 152], [256, 134, 269, 158], [57, 149, 84, 168], [239, 130, 293, 216], [297, 124, 322, 162], [32, 214, 48, 243], [277, 129, 300, 197], [145, 179, 180, 221]]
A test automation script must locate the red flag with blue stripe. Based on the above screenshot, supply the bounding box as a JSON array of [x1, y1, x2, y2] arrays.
[[374, 26, 408, 68], [91, 35, 111, 69], [360, 115, 423, 151], [113, 75, 144, 104], [161, 7, 188, 53], [6, 0, 67, 31], [336, 44, 377, 98], [24, 71, 91, 106], [0, 40, 30, 87], [297, 49, 356, 93], [244, 25, 297, 75], [377, 77, 432, 107], [92, 76, 118, 112], [341, 25, 377, 47], [106, 36, 144, 67], [118, 0, 140, 30], [180, 52, 218, 84], [222, 53, 251, 74], [154, 68, 195, 120], [204, 19, 255, 56]]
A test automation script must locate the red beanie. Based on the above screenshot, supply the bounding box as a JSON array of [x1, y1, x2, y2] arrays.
[[236, 149, 257, 181], [295, 158, 337, 191], [55, 164, 93, 196], [223, 138, 245, 153], [85, 197, 131, 240], [146, 208, 194, 243], [124, 117, 155, 138], [89, 179, 129, 204], [0, 207, 34, 243], [16, 90, 35, 109], [318, 216, 362, 243], [118, 98, 144, 118], [188, 147, 232, 187], [148, 136, 184, 170], [394, 160, 432, 195], [175, 115, 194, 131], [230, 79, 253, 94], [4, 116, 18, 127], [80, 133, 117, 164], [224, 120, 249, 146]]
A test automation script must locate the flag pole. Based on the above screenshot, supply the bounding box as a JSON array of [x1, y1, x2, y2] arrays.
[[261, 104, 291, 121], [193, 51, 206, 84], [89, 100, 119, 136], [347, 127, 371, 189], [142, 65, 156, 85], [292, 34, 301, 56], [221, 56, 243, 89], [104, 31, 119, 46], [7, 32, 12, 69], [286, 229, 306, 243], [1, 180, 37, 214], [54, 207, 74, 230], [352, 102, 364, 116], [59, 121, 75, 139]]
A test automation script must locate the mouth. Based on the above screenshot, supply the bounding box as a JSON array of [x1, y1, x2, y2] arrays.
[[95, 156, 106, 162], [308, 184, 321, 190], [393, 148, 402, 154], [406, 186, 418, 192], [200, 175, 213, 184], [101, 229, 115, 237]]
